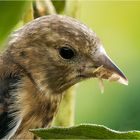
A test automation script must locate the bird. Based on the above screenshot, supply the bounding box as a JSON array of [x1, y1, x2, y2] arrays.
[[0, 14, 128, 139]]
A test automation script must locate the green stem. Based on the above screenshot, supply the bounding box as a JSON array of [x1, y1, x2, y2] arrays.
[[35, 0, 56, 16], [23, 1, 34, 24], [65, 0, 80, 18], [53, 86, 76, 126]]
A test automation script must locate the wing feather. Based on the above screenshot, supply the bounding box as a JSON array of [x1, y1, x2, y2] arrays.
[[0, 74, 21, 138]]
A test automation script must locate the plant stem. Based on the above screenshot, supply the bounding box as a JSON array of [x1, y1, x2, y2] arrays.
[[35, 0, 56, 16], [53, 86, 76, 126], [65, 0, 80, 18], [23, 1, 34, 24]]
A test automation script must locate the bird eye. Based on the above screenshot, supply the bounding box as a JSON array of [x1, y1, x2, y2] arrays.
[[59, 46, 75, 60]]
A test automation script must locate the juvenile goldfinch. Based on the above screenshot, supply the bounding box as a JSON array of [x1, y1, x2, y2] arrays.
[[0, 15, 128, 139]]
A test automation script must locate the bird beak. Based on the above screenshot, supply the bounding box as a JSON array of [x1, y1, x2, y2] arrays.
[[93, 45, 128, 85]]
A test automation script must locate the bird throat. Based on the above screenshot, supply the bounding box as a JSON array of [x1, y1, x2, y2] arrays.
[[11, 76, 63, 139], [4, 55, 63, 138]]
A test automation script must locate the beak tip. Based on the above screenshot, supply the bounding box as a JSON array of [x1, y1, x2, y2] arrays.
[[115, 70, 129, 86], [123, 78, 129, 86], [109, 73, 128, 86], [115, 74, 129, 86]]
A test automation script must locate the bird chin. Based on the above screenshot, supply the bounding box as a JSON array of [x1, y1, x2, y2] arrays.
[[73, 65, 128, 94]]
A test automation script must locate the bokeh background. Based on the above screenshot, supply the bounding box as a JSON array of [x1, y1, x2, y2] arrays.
[[0, 0, 140, 132], [75, 1, 140, 131]]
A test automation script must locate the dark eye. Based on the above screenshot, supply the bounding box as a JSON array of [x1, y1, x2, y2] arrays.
[[59, 46, 75, 60]]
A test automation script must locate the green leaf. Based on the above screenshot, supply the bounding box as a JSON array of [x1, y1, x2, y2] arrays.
[[31, 124, 140, 139], [0, 1, 30, 45]]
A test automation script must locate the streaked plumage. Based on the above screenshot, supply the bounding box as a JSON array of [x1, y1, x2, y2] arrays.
[[0, 15, 128, 139]]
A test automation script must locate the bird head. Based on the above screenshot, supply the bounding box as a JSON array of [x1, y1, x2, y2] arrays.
[[6, 15, 128, 94]]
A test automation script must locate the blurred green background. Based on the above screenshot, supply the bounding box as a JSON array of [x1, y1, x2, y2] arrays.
[[0, 0, 140, 132], [75, 1, 140, 131]]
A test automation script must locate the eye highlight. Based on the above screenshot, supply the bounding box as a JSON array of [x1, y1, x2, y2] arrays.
[[59, 46, 75, 60]]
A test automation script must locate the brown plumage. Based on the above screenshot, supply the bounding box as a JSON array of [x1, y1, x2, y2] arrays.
[[0, 15, 128, 139]]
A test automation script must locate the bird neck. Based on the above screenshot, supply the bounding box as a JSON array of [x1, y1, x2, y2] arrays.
[[12, 76, 63, 139], [0, 55, 63, 139]]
